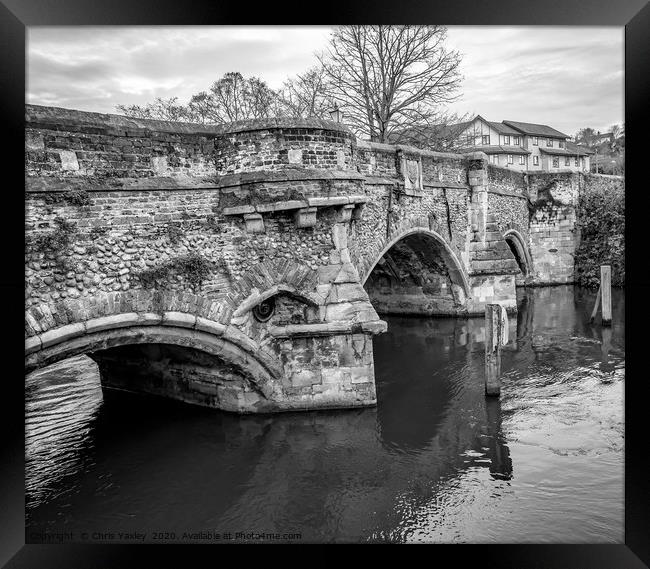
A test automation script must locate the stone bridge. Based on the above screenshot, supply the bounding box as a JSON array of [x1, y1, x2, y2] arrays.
[[25, 105, 612, 413]]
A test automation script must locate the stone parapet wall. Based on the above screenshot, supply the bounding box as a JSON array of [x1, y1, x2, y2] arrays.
[[25, 104, 542, 413]]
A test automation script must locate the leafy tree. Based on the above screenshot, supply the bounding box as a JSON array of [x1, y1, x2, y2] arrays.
[[318, 25, 463, 143]]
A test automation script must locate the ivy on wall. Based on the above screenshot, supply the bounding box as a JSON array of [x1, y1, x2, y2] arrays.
[[574, 183, 625, 288], [136, 252, 221, 293]]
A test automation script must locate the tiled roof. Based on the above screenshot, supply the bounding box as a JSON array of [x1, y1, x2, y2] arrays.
[[487, 121, 521, 135], [502, 120, 569, 139], [460, 145, 531, 155]]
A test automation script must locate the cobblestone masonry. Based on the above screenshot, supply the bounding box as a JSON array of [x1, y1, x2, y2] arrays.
[[25, 104, 620, 413]]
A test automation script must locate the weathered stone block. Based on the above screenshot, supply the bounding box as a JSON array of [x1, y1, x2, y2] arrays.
[[332, 224, 348, 249], [332, 283, 368, 303], [195, 317, 226, 336], [59, 150, 79, 171], [162, 311, 196, 328], [294, 207, 317, 228], [350, 365, 372, 384], [85, 312, 140, 333], [243, 213, 265, 233], [287, 149, 302, 164], [336, 204, 355, 223], [291, 369, 321, 387], [151, 156, 168, 175], [333, 262, 359, 284], [40, 322, 85, 349], [325, 302, 357, 322]]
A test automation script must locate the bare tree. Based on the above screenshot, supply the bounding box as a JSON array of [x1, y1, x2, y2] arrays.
[[208, 72, 277, 122], [318, 26, 463, 143], [116, 97, 189, 121], [116, 73, 277, 124], [276, 67, 331, 118], [186, 91, 216, 124]]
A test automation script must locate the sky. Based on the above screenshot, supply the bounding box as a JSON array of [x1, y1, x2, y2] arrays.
[[26, 26, 624, 136]]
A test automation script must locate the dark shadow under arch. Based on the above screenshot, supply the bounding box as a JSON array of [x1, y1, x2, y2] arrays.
[[503, 229, 532, 284], [362, 229, 470, 316], [25, 325, 284, 413]]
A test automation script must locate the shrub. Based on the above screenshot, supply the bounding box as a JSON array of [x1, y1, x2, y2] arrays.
[[574, 183, 625, 288]]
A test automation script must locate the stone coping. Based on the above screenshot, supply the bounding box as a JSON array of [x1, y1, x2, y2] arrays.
[[267, 320, 387, 338], [223, 195, 368, 216], [26, 104, 353, 137], [215, 168, 366, 188], [25, 169, 369, 194]]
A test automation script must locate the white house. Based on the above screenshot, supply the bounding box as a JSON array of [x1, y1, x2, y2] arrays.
[[448, 115, 592, 172]]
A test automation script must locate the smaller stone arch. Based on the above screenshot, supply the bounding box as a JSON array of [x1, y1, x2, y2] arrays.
[[230, 259, 319, 309], [361, 227, 471, 315], [503, 228, 533, 283]]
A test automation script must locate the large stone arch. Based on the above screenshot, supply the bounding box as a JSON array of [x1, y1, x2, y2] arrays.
[[360, 227, 471, 316], [25, 290, 286, 413]]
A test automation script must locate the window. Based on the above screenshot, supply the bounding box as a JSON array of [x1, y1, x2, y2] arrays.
[[575, 157, 579, 166], [492, 154, 499, 164], [503, 135, 511, 145], [552, 157, 559, 168], [533, 156, 539, 166], [508, 154, 513, 164], [482, 134, 490, 145], [465, 134, 473, 145], [533, 137, 539, 146], [559, 140, 565, 148], [519, 155, 525, 165], [514, 136, 520, 145], [547, 138, 553, 147], [565, 157, 570, 166]]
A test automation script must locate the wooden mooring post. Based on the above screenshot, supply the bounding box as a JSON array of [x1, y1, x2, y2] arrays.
[[485, 303, 503, 397], [600, 265, 612, 326], [590, 265, 612, 326]]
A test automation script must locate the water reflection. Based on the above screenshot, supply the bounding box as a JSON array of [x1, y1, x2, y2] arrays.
[[25, 286, 624, 543]]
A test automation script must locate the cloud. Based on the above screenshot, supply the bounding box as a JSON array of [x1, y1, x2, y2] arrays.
[[27, 25, 623, 133]]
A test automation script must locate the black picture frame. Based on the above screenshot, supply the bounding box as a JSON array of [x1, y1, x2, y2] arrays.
[[2, 0, 648, 565]]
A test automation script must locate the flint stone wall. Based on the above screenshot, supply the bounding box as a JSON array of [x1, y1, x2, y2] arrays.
[[25, 105, 561, 412]]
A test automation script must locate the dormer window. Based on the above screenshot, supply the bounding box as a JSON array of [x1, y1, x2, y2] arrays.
[[513, 136, 520, 145], [547, 138, 553, 147], [503, 135, 511, 145], [482, 134, 490, 145], [533, 137, 539, 146], [559, 140, 565, 148]]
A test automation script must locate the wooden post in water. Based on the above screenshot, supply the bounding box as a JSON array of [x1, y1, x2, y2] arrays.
[[485, 303, 503, 397], [590, 285, 601, 323], [601, 265, 612, 326]]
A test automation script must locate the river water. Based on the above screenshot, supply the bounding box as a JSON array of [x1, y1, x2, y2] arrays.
[[25, 285, 624, 544]]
